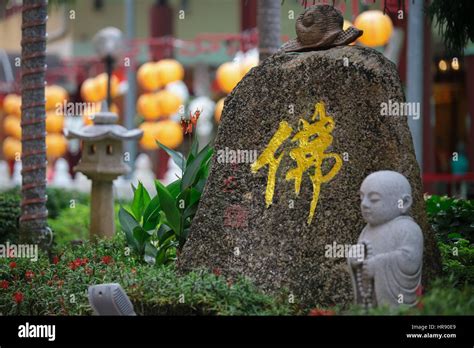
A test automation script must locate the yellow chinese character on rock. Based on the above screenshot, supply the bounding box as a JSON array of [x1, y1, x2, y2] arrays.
[[251, 121, 293, 207], [251, 102, 342, 225]]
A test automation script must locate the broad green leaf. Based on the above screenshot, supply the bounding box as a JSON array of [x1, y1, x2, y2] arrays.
[[118, 207, 139, 251], [181, 144, 212, 190], [144, 242, 158, 265], [157, 141, 186, 171], [142, 195, 161, 231], [157, 223, 173, 240], [133, 225, 149, 253], [155, 180, 182, 234], [166, 179, 182, 199], [131, 182, 151, 221]]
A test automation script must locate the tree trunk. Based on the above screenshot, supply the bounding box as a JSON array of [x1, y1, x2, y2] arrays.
[[20, 0, 49, 248], [257, 0, 281, 61]]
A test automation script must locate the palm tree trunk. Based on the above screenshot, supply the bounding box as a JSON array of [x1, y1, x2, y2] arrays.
[[19, 0, 49, 247], [257, 0, 281, 61]]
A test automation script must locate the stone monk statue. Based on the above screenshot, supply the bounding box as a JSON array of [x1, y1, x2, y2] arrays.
[[347, 171, 423, 309]]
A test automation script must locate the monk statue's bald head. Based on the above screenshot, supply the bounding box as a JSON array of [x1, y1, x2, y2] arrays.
[[359, 171, 413, 227]]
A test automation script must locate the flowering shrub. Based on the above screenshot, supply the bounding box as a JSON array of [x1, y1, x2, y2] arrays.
[[0, 234, 293, 315]]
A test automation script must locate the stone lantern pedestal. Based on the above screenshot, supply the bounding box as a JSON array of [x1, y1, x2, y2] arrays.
[[66, 109, 143, 239]]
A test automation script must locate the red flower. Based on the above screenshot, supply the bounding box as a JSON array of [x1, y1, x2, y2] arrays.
[[212, 268, 221, 277], [101, 256, 113, 265], [82, 258, 89, 265], [9, 261, 16, 269], [57, 280, 64, 288], [52, 256, 59, 265], [68, 261, 77, 270], [308, 308, 336, 316], [13, 292, 24, 304], [180, 117, 193, 135], [25, 271, 34, 281], [1, 280, 9, 289], [416, 284, 423, 297], [190, 108, 201, 127], [73, 258, 82, 268]]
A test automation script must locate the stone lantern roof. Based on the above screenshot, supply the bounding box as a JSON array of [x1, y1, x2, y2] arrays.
[[66, 109, 142, 141]]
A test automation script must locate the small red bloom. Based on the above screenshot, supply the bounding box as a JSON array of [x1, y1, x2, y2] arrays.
[[415, 284, 423, 297], [212, 268, 221, 277], [101, 256, 113, 265], [25, 271, 34, 281], [57, 280, 64, 288], [52, 256, 59, 265], [1, 280, 9, 289], [190, 108, 201, 126], [13, 292, 24, 304], [82, 258, 89, 265], [68, 261, 77, 270], [9, 261, 16, 269], [308, 308, 336, 316]]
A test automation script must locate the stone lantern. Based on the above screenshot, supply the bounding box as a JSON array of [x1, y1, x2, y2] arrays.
[[66, 107, 142, 238]]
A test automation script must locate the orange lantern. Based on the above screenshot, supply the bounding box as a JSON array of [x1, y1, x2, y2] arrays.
[[46, 133, 68, 158], [3, 94, 21, 117], [80, 78, 102, 103], [3, 115, 21, 139], [214, 97, 225, 123], [137, 93, 161, 120], [46, 111, 65, 133], [2, 137, 21, 160], [95, 73, 119, 100], [156, 59, 184, 86], [155, 120, 183, 149], [354, 10, 393, 47], [139, 121, 160, 150], [216, 62, 241, 93], [45, 85, 68, 111], [156, 90, 181, 116], [137, 62, 162, 91]]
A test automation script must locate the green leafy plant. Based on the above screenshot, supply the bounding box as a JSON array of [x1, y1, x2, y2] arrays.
[[119, 135, 213, 265], [0, 193, 21, 243], [426, 195, 474, 243], [0, 236, 293, 316]]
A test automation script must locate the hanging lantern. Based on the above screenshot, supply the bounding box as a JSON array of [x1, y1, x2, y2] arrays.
[[3, 94, 21, 117], [216, 62, 241, 93], [3, 115, 21, 139], [156, 59, 185, 86], [46, 111, 65, 133], [137, 93, 161, 120], [137, 62, 162, 91], [95, 72, 119, 100], [45, 85, 68, 111], [138, 121, 160, 150], [156, 90, 182, 116], [215, 97, 225, 123], [80, 78, 102, 103], [46, 133, 68, 159], [2, 137, 21, 160], [156, 120, 183, 149], [354, 10, 393, 47]]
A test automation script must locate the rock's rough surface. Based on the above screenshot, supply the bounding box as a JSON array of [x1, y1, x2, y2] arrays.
[[179, 46, 441, 307]]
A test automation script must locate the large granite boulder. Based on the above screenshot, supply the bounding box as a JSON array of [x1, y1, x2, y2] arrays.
[[179, 45, 441, 307]]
